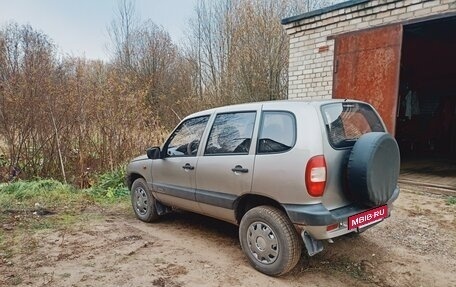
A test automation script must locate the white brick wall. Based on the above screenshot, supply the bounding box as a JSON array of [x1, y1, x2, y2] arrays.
[[284, 0, 456, 100]]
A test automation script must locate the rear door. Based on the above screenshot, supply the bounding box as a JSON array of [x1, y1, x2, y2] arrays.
[[195, 109, 259, 221], [333, 24, 403, 134], [251, 108, 302, 203], [320, 102, 386, 210]]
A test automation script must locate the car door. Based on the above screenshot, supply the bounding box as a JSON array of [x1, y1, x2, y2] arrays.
[[251, 110, 301, 203], [152, 115, 210, 213], [195, 110, 259, 222]]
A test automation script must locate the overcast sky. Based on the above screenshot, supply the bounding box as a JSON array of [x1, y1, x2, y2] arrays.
[[0, 0, 198, 61]]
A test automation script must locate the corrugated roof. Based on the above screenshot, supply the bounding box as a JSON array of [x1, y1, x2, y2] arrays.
[[281, 0, 370, 25]]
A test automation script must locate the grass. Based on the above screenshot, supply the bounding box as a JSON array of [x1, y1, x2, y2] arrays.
[[0, 167, 130, 213], [447, 196, 456, 205], [0, 179, 91, 212], [0, 167, 131, 261]]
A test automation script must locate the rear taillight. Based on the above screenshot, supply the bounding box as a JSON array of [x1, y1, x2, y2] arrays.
[[305, 155, 327, 197]]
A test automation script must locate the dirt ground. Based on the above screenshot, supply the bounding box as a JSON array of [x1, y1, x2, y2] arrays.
[[1, 184, 455, 287]]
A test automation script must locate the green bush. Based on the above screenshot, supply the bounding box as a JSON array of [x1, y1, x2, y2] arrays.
[[89, 167, 129, 199]]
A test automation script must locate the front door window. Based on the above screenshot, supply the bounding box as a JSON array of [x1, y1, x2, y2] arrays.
[[166, 116, 209, 157]]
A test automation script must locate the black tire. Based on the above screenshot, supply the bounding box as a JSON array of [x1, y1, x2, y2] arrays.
[[130, 178, 159, 222], [347, 132, 400, 207], [239, 206, 301, 276]]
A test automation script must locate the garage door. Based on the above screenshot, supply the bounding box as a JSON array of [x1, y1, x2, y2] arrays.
[[333, 24, 403, 134]]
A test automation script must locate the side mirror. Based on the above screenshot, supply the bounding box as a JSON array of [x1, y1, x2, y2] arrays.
[[146, 147, 161, 160]]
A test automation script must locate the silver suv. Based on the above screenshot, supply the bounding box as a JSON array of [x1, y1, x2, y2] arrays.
[[126, 100, 400, 276]]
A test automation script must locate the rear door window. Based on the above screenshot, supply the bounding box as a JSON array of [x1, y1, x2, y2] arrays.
[[204, 112, 256, 155], [322, 102, 385, 149], [257, 111, 296, 154]]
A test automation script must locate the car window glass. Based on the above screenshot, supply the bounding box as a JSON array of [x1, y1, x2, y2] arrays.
[[258, 112, 296, 153], [205, 112, 256, 155], [167, 116, 209, 157], [322, 102, 385, 149]]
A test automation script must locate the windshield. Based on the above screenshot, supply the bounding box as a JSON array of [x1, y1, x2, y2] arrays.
[[321, 102, 385, 149]]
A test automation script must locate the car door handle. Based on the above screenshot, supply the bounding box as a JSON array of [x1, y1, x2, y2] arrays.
[[231, 165, 248, 173], [182, 163, 194, 170]]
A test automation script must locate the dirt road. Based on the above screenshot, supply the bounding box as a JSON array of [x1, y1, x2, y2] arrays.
[[1, 185, 455, 287]]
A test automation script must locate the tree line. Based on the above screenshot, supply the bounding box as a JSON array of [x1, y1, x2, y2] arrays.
[[0, 0, 334, 185]]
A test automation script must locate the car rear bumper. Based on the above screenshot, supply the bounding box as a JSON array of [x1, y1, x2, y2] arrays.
[[283, 186, 399, 240]]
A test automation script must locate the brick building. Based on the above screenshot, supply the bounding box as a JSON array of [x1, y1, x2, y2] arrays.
[[282, 0, 456, 188]]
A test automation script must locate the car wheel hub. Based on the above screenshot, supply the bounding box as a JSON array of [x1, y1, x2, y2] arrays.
[[256, 237, 267, 251], [246, 221, 278, 264], [134, 187, 148, 215]]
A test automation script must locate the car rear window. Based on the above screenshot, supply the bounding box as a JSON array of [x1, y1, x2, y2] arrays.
[[321, 102, 385, 149]]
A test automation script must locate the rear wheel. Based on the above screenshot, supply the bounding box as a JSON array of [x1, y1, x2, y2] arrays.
[[131, 178, 159, 222], [239, 206, 301, 276]]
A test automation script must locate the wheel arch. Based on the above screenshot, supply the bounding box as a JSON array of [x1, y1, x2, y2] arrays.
[[126, 172, 144, 190], [234, 194, 287, 224]]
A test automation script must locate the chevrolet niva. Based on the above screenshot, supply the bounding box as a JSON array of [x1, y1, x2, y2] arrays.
[[126, 99, 400, 276]]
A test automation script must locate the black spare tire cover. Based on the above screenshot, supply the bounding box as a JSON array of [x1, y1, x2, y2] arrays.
[[347, 132, 400, 207]]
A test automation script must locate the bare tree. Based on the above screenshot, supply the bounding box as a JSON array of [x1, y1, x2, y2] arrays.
[[108, 0, 138, 69], [0, 23, 56, 178], [186, 0, 336, 104], [0, 0, 338, 183]]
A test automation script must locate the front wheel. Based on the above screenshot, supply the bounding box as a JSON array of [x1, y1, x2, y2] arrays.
[[131, 178, 159, 222], [239, 206, 302, 276]]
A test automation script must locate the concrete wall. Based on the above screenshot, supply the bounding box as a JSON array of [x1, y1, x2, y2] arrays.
[[283, 0, 456, 100]]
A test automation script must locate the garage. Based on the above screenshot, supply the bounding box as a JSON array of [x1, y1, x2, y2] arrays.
[[282, 0, 456, 190], [398, 16, 456, 159], [397, 16, 456, 189]]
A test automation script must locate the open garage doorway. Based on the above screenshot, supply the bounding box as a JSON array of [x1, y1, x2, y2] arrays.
[[332, 16, 456, 190], [396, 15, 456, 190]]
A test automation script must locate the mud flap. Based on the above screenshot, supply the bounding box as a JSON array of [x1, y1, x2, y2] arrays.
[[155, 200, 171, 215], [302, 231, 323, 256]]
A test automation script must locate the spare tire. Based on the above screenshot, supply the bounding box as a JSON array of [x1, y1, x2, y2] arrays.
[[346, 132, 400, 207]]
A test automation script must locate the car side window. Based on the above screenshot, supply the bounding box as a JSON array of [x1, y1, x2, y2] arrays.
[[166, 116, 209, 157], [258, 112, 296, 154], [205, 112, 256, 155]]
